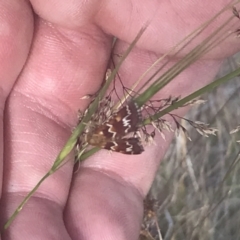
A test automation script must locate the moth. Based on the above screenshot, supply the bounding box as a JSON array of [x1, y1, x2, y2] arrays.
[[86, 101, 144, 154]]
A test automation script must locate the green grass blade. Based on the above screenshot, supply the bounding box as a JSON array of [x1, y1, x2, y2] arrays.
[[143, 66, 240, 125]]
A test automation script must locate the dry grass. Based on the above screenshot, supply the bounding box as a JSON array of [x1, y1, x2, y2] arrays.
[[141, 53, 240, 240]]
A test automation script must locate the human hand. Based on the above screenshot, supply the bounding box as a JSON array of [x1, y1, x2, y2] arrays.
[[0, 1, 239, 239]]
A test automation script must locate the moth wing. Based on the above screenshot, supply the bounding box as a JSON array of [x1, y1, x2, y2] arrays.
[[92, 101, 142, 139], [103, 137, 144, 155]]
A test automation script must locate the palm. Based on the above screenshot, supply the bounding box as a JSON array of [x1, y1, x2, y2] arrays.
[[0, 1, 239, 239]]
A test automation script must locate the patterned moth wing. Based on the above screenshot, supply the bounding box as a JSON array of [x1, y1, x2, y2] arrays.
[[86, 101, 144, 154], [104, 137, 144, 155]]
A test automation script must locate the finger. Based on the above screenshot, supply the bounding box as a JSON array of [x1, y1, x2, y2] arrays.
[[30, 0, 240, 57], [0, 0, 33, 193], [65, 168, 143, 240], [1, 16, 112, 239]]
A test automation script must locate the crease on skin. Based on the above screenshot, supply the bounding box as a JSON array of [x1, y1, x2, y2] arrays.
[[169, 0, 187, 26], [81, 166, 145, 199], [1, 190, 65, 208], [2, 148, 75, 202], [2, 134, 75, 199], [0, 193, 69, 234], [11, 89, 76, 129], [42, 22, 81, 51], [0, 83, 11, 110], [49, 18, 111, 51], [125, 0, 134, 33], [93, 0, 107, 23]]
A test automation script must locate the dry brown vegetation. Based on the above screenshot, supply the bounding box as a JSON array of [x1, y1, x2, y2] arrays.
[[141, 53, 240, 240]]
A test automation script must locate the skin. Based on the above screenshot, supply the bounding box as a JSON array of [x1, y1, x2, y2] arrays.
[[0, 0, 239, 239]]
